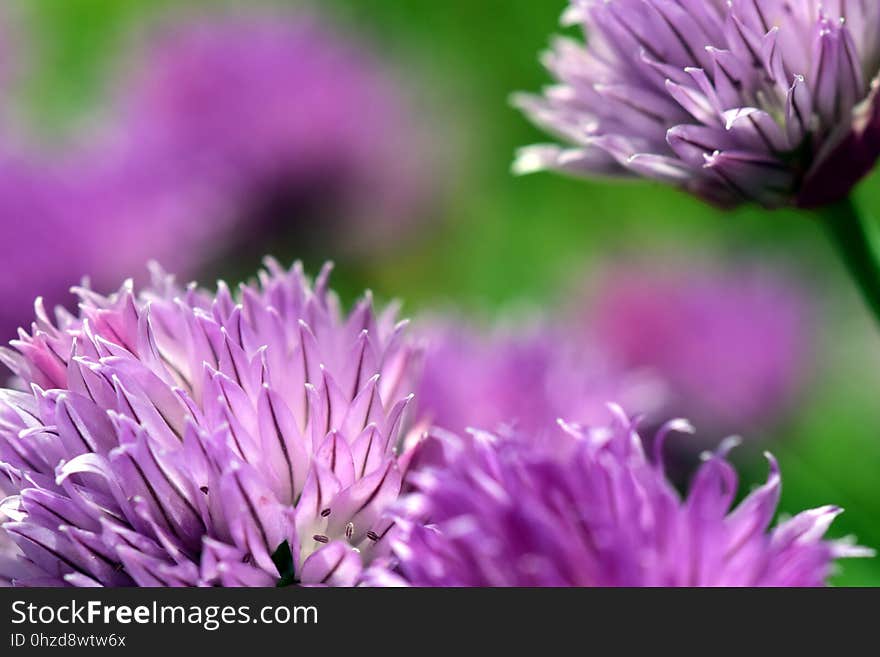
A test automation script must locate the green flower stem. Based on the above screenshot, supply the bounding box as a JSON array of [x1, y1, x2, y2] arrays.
[[816, 196, 880, 326]]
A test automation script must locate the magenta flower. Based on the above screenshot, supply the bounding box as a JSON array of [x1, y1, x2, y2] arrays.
[[514, 1, 880, 208], [416, 261, 808, 447], [0, 260, 419, 586], [0, 10, 430, 340], [0, 154, 86, 344], [585, 261, 811, 433], [392, 410, 869, 586], [104, 11, 429, 264], [415, 318, 665, 437]]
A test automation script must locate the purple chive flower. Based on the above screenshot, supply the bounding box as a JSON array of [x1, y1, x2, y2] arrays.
[[0, 154, 86, 343], [0, 10, 430, 341], [415, 318, 665, 438], [392, 409, 869, 586], [0, 144, 228, 342], [100, 11, 429, 264], [585, 261, 811, 433], [0, 259, 420, 586], [514, 1, 880, 208]]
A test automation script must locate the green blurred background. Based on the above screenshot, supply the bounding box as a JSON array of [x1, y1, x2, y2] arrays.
[[13, 0, 880, 584]]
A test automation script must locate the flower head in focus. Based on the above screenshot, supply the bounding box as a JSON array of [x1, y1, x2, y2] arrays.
[[0, 259, 419, 586], [514, 1, 880, 208], [393, 410, 869, 586]]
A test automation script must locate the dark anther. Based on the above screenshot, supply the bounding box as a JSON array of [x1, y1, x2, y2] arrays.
[[200, 486, 209, 495], [313, 534, 330, 544], [320, 508, 332, 517], [366, 531, 380, 542]]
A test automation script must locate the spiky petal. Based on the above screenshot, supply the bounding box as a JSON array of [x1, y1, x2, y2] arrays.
[[392, 411, 869, 586], [514, 1, 880, 208], [0, 259, 419, 586]]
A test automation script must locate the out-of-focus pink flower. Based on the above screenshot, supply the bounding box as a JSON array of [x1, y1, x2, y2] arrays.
[[415, 316, 666, 438], [0, 10, 432, 340], [0, 154, 84, 342], [585, 261, 812, 433], [103, 12, 430, 263]]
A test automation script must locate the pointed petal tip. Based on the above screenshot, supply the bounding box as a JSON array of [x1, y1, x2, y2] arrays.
[[512, 146, 555, 175]]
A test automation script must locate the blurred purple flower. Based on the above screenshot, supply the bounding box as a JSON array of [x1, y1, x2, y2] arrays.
[[514, 1, 880, 208], [0, 10, 430, 340], [586, 262, 811, 433], [415, 317, 665, 438], [103, 12, 429, 264], [392, 410, 869, 586], [0, 154, 85, 343], [0, 259, 420, 586], [0, 145, 226, 341]]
